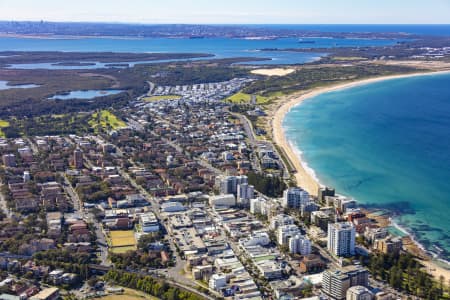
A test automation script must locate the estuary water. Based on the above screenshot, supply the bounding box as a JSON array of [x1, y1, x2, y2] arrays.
[[0, 36, 400, 67], [283, 72, 450, 262]]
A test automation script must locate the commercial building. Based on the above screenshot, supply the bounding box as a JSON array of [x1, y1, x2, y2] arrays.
[[322, 266, 369, 300], [161, 201, 186, 212], [328, 222, 356, 257], [209, 273, 227, 291], [209, 194, 236, 208], [283, 187, 310, 209], [139, 212, 160, 232]]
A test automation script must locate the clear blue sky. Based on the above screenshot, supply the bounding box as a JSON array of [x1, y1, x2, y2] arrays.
[[1, 0, 449, 24]]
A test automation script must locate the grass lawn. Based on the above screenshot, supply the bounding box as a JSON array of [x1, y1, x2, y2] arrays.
[[143, 95, 181, 102], [98, 287, 158, 300], [0, 119, 10, 138], [89, 110, 126, 131], [109, 230, 137, 248], [110, 245, 137, 254], [226, 92, 270, 104]]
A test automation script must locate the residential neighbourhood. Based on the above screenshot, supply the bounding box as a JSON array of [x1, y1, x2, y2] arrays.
[[0, 77, 429, 300]]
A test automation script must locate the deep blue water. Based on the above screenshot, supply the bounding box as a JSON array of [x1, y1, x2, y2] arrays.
[[0, 36, 400, 67], [284, 73, 450, 261]]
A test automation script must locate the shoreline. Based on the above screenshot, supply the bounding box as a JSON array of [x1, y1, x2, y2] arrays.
[[272, 69, 450, 196], [271, 69, 450, 280]]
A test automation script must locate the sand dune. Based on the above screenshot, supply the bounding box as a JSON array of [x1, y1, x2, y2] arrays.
[[251, 68, 295, 76]]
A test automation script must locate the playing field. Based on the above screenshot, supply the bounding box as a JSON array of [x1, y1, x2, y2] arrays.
[[226, 92, 270, 104], [109, 230, 136, 247]]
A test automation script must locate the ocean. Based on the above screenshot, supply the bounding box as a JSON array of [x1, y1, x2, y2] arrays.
[[283, 72, 450, 262]]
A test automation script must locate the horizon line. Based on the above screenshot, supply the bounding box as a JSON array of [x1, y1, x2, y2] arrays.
[[1, 20, 450, 26]]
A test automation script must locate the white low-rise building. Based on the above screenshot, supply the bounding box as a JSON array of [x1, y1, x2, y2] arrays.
[[161, 201, 185, 212], [347, 285, 373, 300], [209, 194, 236, 208], [140, 212, 160, 232], [209, 273, 227, 291], [239, 230, 270, 247]]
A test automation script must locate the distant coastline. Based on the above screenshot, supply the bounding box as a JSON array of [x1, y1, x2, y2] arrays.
[[0, 33, 149, 40]]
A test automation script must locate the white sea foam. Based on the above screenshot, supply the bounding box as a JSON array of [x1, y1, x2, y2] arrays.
[[287, 139, 322, 186]]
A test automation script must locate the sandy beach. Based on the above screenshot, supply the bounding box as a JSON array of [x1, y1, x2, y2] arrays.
[[272, 69, 450, 196], [271, 69, 450, 280]]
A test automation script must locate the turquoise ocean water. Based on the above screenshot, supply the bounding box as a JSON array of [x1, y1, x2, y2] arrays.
[[283, 73, 450, 262]]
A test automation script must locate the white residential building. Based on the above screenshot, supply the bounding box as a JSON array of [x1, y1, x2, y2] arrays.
[[270, 214, 295, 230], [283, 187, 310, 209], [328, 222, 356, 257], [250, 197, 267, 215], [277, 224, 301, 246], [289, 235, 312, 255]]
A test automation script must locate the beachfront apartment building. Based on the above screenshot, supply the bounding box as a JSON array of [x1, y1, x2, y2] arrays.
[[283, 187, 310, 209], [327, 222, 356, 257]]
